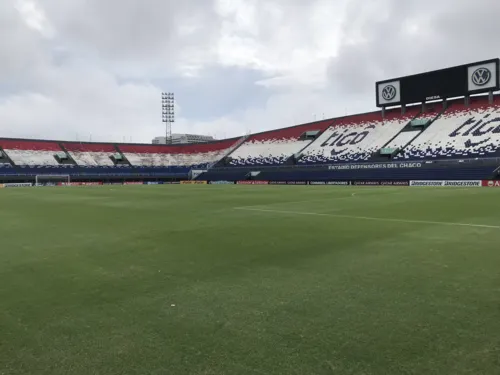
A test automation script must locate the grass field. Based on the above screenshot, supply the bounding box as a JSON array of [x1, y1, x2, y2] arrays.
[[1, 184, 500, 375]]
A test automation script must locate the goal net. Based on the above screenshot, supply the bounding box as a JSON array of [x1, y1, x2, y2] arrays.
[[35, 174, 71, 187]]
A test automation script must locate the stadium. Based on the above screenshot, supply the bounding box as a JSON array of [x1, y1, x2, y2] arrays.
[[1, 60, 499, 186], [2, 32, 500, 375]]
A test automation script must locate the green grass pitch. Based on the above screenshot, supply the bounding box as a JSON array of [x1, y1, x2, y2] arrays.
[[1, 185, 500, 375]]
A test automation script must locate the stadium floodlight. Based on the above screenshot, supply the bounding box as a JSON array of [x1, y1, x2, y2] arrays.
[[162, 92, 175, 144]]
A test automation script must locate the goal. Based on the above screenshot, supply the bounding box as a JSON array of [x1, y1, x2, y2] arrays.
[[35, 174, 71, 187]]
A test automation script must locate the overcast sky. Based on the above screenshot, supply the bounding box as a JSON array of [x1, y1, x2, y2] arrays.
[[0, 0, 498, 143]]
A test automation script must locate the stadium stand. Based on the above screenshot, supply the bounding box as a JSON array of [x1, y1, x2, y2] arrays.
[[63, 142, 116, 166], [0, 150, 10, 164], [119, 138, 241, 168], [0, 139, 64, 166], [384, 130, 420, 151], [1, 94, 499, 184], [397, 96, 500, 160], [298, 108, 420, 164], [227, 120, 334, 166], [375, 106, 441, 159]]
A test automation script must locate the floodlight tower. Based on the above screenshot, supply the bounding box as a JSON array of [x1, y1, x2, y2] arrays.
[[161, 92, 175, 144]]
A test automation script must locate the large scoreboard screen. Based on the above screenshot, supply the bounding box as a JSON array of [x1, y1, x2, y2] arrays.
[[376, 59, 500, 107]]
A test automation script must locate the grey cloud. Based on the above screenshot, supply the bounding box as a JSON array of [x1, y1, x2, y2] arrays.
[[1, 0, 499, 143], [327, 0, 500, 96], [41, 0, 220, 71], [155, 66, 269, 121], [432, 1, 500, 62], [0, 1, 48, 83]]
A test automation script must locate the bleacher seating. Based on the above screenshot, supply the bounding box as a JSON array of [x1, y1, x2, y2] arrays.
[[64, 142, 116, 166], [298, 109, 419, 164], [119, 139, 239, 167], [228, 120, 334, 166], [385, 130, 420, 150], [0, 139, 64, 166], [397, 97, 500, 160], [379, 108, 439, 154]]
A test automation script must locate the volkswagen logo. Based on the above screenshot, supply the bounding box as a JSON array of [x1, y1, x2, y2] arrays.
[[381, 85, 397, 101], [472, 67, 491, 86]]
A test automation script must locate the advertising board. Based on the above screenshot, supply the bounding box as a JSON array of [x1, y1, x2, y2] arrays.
[[482, 180, 500, 187], [236, 181, 269, 185], [268, 181, 287, 185], [467, 61, 499, 93], [410, 180, 481, 187], [309, 181, 350, 185], [180, 181, 208, 185], [410, 181, 444, 187], [380, 181, 409, 186], [352, 181, 409, 186], [443, 180, 482, 187], [4, 183, 33, 188], [325, 181, 350, 185], [377, 80, 401, 106]]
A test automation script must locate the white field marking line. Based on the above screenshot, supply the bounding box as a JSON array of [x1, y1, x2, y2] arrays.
[[233, 207, 500, 230]]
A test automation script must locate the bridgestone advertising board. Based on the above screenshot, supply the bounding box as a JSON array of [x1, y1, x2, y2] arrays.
[[410, 180, 482, 187], [4, 183, 33, 188]]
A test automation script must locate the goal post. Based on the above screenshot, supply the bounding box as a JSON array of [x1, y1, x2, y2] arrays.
[[35, 174, 71, 187]]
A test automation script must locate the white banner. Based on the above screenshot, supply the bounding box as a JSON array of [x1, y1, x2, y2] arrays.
[[410, 180, 481, 187]]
